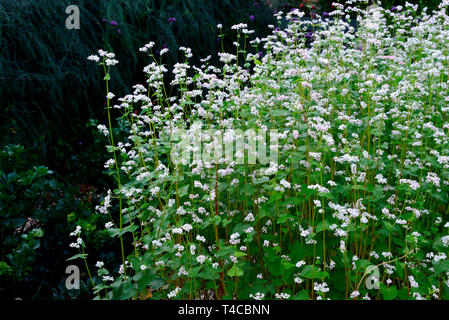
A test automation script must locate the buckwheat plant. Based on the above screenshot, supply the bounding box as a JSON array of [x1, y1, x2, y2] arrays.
[[74, 0, 449, 300]]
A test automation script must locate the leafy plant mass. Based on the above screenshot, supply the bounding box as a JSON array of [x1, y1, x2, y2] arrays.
[[71, 0, 449, 300]]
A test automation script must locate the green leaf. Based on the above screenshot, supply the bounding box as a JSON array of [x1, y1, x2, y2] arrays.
[[293, 290, 310, 300], [267, 192, 283, 203], [380, 284, 398, 300], [300, 265, 329, 279], [227, 264, 244, 277], [199, 266, 220, 280], [282, 197, 306, 205], [289, 241, 312, 261], [354, 259, 371, 272], [315, 219, 331, 232], [351, 185, 366, 191], [398, 288, 409, 300], [253, 176, 269, 185], [107, 224, 138, 238], [233, 251, 247, 258], [382, 221, 395, 232], [434, 260, 449, 274], [178, 184, 189, 198], [433, 237, 449, 253], [66, 253, 88, 261], [277, 214, 296, 224], [111, 279, 137, 300], [431, 192, 447, 202], [268, 260, 282, 276], [281, 260, 295, 270]]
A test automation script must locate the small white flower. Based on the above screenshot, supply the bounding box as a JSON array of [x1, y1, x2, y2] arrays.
[[87, 55, 100, 62], [442, 235, 449, 247], [249, 292, 265, 300], [97, 124, 109, 136], [105, 221, 113, 229], [197, 255, 207, 264], [167, 286, 181, 298], [408, 275, 419, 288], [274, 293, 290, 300], [70, 226, 81, 237], [294, 277, 303, 284]]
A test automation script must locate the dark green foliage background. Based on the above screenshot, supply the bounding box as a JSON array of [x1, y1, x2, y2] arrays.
[[0, 0, 276, 181]]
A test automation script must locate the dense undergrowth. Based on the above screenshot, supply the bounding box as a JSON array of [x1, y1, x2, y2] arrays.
[[77, 0, 449, 300], [1, 0, 446, 301], [0, 144, 117, 299]]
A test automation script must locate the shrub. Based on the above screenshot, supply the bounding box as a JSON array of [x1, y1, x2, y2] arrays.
[[0, 144, 113, 299], [77, 0, 449, 300]]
